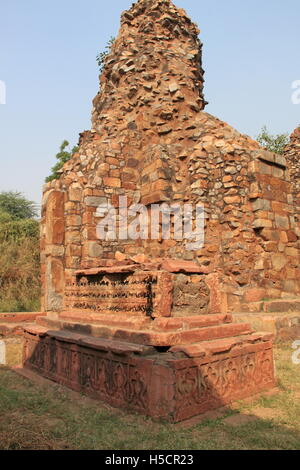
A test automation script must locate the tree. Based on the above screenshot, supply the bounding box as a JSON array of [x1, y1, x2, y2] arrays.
[[257, 126, 290, 154], [0, 192, 39, 242], [0, 209, 13, 224], [0, 218, 39, 243], [96, 37, 116, 73], [45, 140, 79, 182], [0, 192, 40, 311], [0, 191, 38, 220]]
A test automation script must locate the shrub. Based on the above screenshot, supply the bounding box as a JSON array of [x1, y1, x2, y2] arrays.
[[0, 237, 41, 312], [257, 126, 290, 154], [45, 140, 79, 182], [0, 191, 40, 312]]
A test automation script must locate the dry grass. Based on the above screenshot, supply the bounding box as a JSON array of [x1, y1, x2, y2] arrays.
[[0, 237, 40, 312], [0, 343, 299, 450], [0, 415, 68, 450]]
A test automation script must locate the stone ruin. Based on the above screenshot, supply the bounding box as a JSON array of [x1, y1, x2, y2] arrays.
[[23, 0, 300, 422], [284, 126, 300, 215]]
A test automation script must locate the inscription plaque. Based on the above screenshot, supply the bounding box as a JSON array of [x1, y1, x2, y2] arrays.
[[64, 270, 173, 318]]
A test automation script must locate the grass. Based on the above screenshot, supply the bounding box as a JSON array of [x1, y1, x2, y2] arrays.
[[0, 237, 40, 312], [0, 343, 299, 450]]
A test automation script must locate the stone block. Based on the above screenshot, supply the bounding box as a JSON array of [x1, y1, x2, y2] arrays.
[[252, 199, 271, 211], [103, 177, 121, 188], [69, 188, 82, 202], [0, 337, 24, 366], [85, 196, 107, 207], [253, 219, 273, 229], [243, 288, 266, 303], [161, 259, 208, 274], [275, 214, 290, 230], [88, 242, 104, 258], [271, 254, 287, 271]]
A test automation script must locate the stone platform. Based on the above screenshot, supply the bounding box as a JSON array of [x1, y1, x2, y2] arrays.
[[23, 324, 275, 422], [22, 263, 276, 422]]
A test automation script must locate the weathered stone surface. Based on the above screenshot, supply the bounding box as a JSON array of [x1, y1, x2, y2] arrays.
[[84, 196, 107, 207], [87, 242, 103, 258], [161, 259, 208, 274], [233, 312, 300, 343], [23, 328, 275, 422], [284, 126, 300, 207], [243, 288, 266, 303], [28, 0, 287, 421]]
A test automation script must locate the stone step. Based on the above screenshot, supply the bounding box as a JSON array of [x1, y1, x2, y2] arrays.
[[36, 316, 61, 329], [23, 324, 156, 356], [58, 312, 150, 331], [152, 314, 233, 331], [233, 311, 300, 341], [0, 323, 26, 337], [235, 311, 300, 317], [170, 331, 274, 358], [263, 299, 300, 313], [23, 324, 49, 336], [0, 312, 45, 324], [172, 310, 212, 318], [57, 311, 233, 332], [239, 297, 300, 313], [280, 293, 300, 300], [23, 325, 273, 361], [36, 316, 253, 347], [239, 302, 264, 313]]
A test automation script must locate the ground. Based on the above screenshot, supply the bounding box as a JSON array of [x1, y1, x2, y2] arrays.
[[0, 344, 299, 450]]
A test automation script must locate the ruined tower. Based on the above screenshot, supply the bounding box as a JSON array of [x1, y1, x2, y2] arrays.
[[22, 0, 296, 421]]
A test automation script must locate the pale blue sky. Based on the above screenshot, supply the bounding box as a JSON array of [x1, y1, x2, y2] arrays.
[[0, 0, 299, 206]]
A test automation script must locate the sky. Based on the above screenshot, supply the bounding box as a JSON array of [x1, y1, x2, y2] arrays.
[[0, 0, 299, 206]]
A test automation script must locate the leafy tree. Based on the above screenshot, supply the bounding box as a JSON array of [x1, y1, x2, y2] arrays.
[[0, 192, 39, 242], [0, 192, 40, 311], [45, 140, 79, 182], [0, 218, 39, 243], [0, 191, 38, 220], [257, 126, 290, 154], [0, 209, 13, 224], [96, 37, 116, 73]]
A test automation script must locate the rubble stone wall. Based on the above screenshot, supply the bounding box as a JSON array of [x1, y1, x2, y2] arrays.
[[284, 126, 300, 213], [40, 0, 300, 313]]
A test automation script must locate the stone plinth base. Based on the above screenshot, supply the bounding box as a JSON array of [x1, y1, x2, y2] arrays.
[[23, 326, 276, 422]]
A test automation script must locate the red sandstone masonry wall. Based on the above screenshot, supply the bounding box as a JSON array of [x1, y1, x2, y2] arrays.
[[40, 121, 300, 313], [40, 0, 300, 312]]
